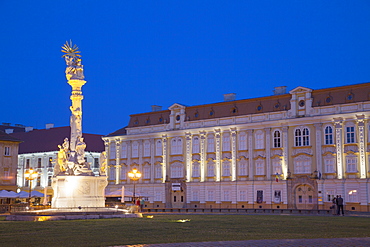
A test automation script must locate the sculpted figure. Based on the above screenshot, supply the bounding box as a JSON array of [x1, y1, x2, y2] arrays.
[[75, 136, 86, 164], [99, 151, 107, 175], [56, 145, 67, 174]]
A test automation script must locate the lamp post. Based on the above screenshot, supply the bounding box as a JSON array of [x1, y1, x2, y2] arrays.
[[128, 168, 141, 202], [24, 168, 38, 206]]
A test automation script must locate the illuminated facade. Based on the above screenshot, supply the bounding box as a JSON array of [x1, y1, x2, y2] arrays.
[[104, 82, 370, 211]]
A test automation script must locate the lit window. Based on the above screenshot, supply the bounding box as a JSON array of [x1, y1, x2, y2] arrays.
[[348, 190, 358, 202]]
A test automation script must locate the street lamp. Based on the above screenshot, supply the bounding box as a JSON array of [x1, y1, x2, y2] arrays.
[[128, 168, 141, 202], [25, 168, 38, 206]]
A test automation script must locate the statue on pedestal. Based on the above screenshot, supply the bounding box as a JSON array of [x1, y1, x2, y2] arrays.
[[99, 151, 107, 175], [61, 40, 84, 80]]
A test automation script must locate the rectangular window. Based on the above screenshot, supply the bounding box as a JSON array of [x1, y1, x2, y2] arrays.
[[272, 161, 282, 175], [255, 160, 264, 175], [132, 142, 139, 157], [207, 137, 215, 152], [94, 158, 99, 168], [207, 190, 214, 201], [109, 167, 115, 180], [274, 190, 281, 203], [110, 144, 116, 159], [48, 157, 53, 167], [155, 140, 162, 156], [121, 143, 127, 158], [239, 190, 246, 201], [223, 190, 230, 201], [143, 141, 150, 157], [346, 157, 357, 173], [155, 192, 161, 201], [155, 166, 162, 179], [121, 166, 127, 180], [207, 164, 215, 177], [193, 191, 199, 201], [4, 146, 10, 156], [256, 190, 263, 203], [346, 126, 355, 144], [192, 137, 200, 153], [48, 176, 52, 186], [324, 159, 335, 173], [143, 166, 150, 179], [26, 159, 30, 169], [222, 135, 230, 151], [239, 134, 247, 150], [37, 158, 42, 168], [348, 190, 358, 202]]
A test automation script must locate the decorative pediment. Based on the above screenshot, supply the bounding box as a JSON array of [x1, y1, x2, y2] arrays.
[[289, 86, 313, 94], [168, 103, 186, 111]]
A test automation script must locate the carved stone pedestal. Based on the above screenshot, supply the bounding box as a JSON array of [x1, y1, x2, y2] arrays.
[[51, 176, 108, 208]]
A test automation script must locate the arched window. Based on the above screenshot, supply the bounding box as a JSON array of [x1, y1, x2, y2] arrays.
[[255, 130, 264, 149], [295, 127, 310, 147], [171, 137, 183, 155], [324, 126, 333, 145], [192, 137, 200, 153], [155, 140, 162, 156], [239, 132, 247, 150], [207, 135, 215, 152], [273, 130, 281, 148]]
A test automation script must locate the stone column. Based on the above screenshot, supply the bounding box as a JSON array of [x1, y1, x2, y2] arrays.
[[185, 132, 192, 182], [200, 131, 206, 182], [334, 118, 344, 179], [162, 135, 167, 183], [356, 115, 366, 178], [231, 128, 237, 181], [215, 129, 221, 182], [282, 127, 288, 179], [314, 123, 323, 174]]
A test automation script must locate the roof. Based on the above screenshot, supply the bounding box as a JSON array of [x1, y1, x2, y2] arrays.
[[0, 130, 22, 142], [123, 82, 370, 129], [10, 126, 104, 154], [0, 124, 27, 133], [106, 127, 127, 137]]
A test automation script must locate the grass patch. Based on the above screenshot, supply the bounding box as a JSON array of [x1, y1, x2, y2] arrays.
[[0, 214, 369, 246]]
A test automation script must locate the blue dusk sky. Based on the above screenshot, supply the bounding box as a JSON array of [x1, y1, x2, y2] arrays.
[[1, 1, 370, 135]]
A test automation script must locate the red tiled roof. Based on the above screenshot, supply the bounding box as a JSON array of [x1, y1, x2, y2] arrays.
[[10, 126, 104, 154]]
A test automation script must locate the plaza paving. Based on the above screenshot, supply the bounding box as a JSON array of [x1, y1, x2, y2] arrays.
[[120, 237, 370, 247]]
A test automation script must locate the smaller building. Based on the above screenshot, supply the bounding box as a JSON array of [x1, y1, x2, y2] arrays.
[[0, 130, 22, 191], [10, 125, 104, 196]]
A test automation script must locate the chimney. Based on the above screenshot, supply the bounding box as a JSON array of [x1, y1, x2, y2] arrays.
[[151, 105, 162, 112], [273, 86, 287, 95], [25, 126, 34, 132], [45, 123, 54, 129], [2, 122, 11, 126], [5, 129, 14, 134], [223, 93, 236, 102]]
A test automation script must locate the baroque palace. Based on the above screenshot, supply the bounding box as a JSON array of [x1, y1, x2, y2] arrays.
[[104, 82, 370, 211]]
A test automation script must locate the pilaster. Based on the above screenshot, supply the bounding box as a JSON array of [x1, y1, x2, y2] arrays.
[[115, 138, 121, 184], [215, 129, 221, 182], [162, 134, 167, 183], [200, 131, 206, 182], [356, 115, 366, 178], [185, 132, 192, 182], [247, 129, 254, 177], [334, 118, 344, 179], [282, 127, 288, 179], [314, 123, 323, 174], [231, 128, 237, 181], [265, 128, 271, 178]]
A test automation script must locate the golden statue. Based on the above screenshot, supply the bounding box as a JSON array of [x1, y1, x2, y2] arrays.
[[61, 40, 84, 80]]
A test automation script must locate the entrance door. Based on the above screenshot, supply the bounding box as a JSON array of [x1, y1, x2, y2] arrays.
[[172, 190, 185, 208], [295, 184, 314, 209]]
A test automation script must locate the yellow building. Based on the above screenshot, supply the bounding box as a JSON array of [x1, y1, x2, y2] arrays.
[[0, 130, 21, 192], [104, 82, 370, 212]]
